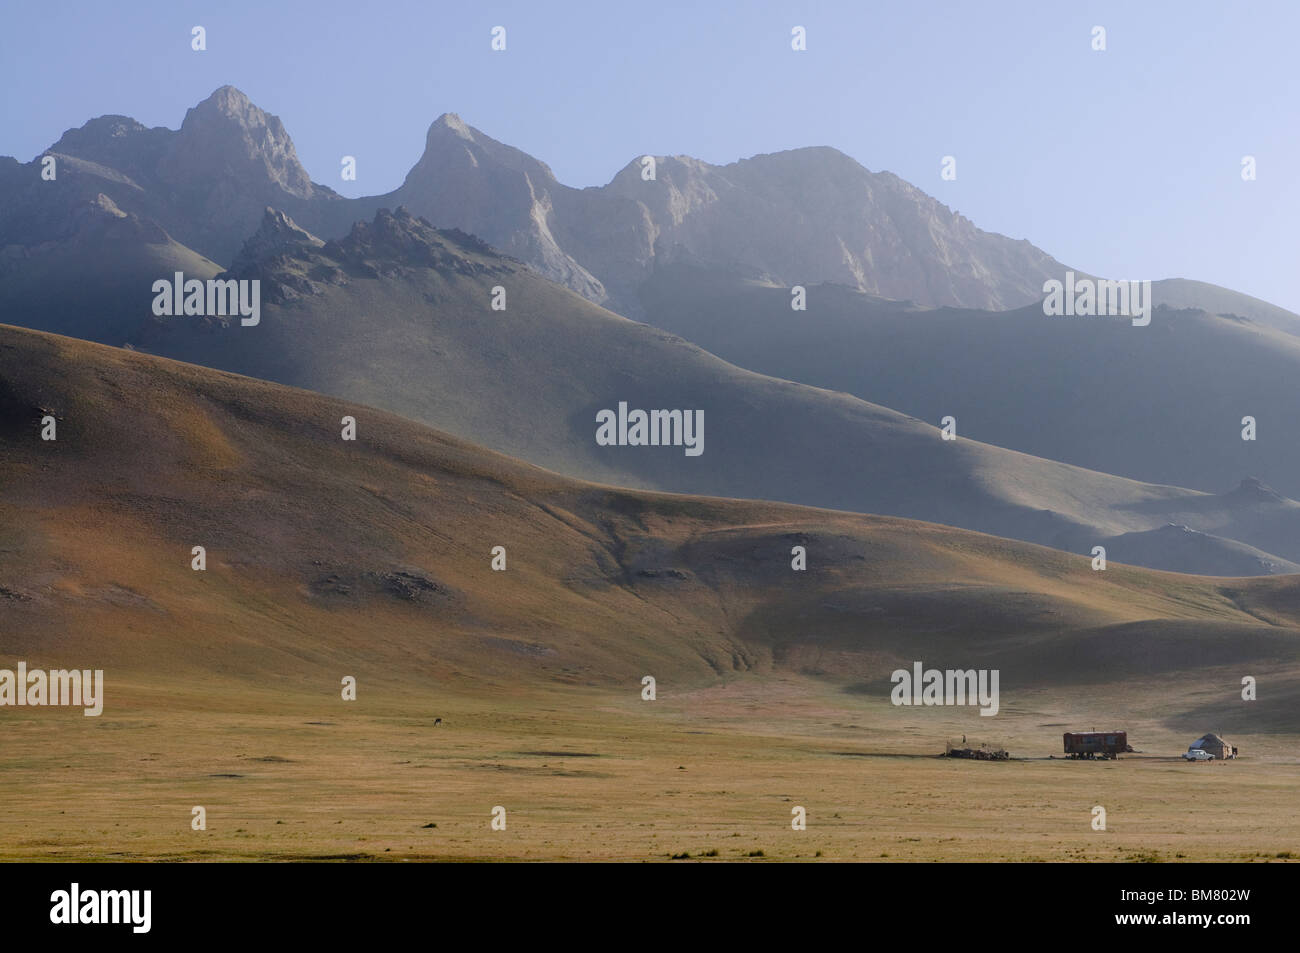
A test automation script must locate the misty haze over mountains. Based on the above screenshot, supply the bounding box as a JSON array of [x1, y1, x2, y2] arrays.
[[2, 86, 1065, 315], [3, 85, 1298, 578]]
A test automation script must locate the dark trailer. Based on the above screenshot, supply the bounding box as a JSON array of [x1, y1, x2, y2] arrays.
[[1063, 731, 1132, 760]]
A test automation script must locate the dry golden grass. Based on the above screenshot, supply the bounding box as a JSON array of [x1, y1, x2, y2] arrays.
[[2, 676, 1297, 862]]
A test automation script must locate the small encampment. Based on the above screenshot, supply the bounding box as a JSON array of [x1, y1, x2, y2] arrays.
[[1187, 733, 1237, 759]]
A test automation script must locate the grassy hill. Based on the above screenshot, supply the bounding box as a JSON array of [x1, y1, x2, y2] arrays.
[[5, 320, 1300, 697], [3, 324, 1300, 861]]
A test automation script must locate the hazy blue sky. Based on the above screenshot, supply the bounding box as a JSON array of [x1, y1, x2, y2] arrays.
[[3, 0, 1296, 310]]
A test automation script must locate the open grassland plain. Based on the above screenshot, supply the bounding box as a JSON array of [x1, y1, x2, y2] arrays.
[[2, 676, 1298, 862]]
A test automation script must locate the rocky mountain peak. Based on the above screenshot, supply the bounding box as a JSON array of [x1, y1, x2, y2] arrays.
[[345, 206, 433, 247], [159, 86, 316, 199], [48, 115, 150, 153], [412, 112, 557, 182], [1226, 477, 1284, 505], [191, 85, 257, 122], [429, 112, 475, 141], [322, 207, 509, 280], [229, 206, 324, 272], [389, 118, 1068, 314], [255, 205, 322, 244], [43, 115, 172, 183]]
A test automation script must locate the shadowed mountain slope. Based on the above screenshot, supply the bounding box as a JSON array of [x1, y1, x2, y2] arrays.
[[1, 206, 1292, 577], [638, 264, 1300, 502], [0, 192, 221, 346]]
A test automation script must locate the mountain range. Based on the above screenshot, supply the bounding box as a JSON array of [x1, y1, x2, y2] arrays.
[[3, 85, 1299, 579], [1, 86, 1065, 316]]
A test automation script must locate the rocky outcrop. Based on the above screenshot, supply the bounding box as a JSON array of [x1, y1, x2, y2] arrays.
[[381, 115, 1067, 315], [4, 86, 341, 266], [157, 86, 319, 200]]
